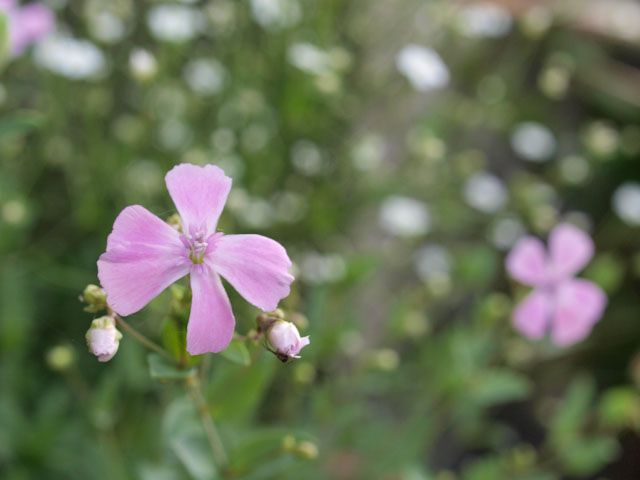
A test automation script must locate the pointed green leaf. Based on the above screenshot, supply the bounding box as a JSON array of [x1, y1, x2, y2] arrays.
[[147, 353, 195, 381], [220, 338, 251, 366]]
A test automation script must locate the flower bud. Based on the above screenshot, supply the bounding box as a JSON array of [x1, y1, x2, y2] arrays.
[[86, 316, 122, 362], [267, 320, 310, 361], [81, 284, 107, 313]]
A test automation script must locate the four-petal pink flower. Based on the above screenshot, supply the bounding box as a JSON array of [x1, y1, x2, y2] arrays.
[[506, 223, 607, 347], [0, 0, 54, 57], [97, 164, 295, 355]]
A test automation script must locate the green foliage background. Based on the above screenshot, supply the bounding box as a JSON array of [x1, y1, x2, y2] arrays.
[[1, 1, 639, 479]]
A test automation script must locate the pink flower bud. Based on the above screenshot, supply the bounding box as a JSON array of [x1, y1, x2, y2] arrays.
[[86, 316, 122, 362], [267, 320, 310, 360]]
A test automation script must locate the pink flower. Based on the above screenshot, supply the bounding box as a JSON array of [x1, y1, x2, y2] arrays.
[[0, 0, 54, 57], [267, 320, 310, 360], [506, 223, 607, 347], [86, 316, 122, 362], [97, 164, 294, 355]]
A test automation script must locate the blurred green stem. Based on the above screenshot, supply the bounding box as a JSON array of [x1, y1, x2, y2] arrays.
[[186, 375, 229, 471], [112, 313, 174, 362]]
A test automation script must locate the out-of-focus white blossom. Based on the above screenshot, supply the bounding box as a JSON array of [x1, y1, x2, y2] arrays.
[[463, 172, 508, 213], [511, 122, 556, 162], [379, 196, 431, 237], [299, 252, 346, 284], [613, 182, 640, 226], [90, 11, 126, 44], [288, 42, 332, 75], [396, 44, 449, 92], [183, 58, 226, 96], [414, 244, 450, 279], [490, 217, 525, 250], [35, 35, 106, 79], [351, 134, 385, 171], [129, 48, 157, 80], [291, 140, 324, 176], [457, 3, 512, 38], [147, 5, 202, 42], [250, 0, 301, 31]]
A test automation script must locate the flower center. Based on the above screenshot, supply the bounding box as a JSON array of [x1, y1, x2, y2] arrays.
[[181, 230, 222, 264], [182, 231, 208, 264]]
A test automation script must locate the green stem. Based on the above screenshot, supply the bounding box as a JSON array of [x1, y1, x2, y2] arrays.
[[112, 313, 174, 362], [185, 375, 229, 471]]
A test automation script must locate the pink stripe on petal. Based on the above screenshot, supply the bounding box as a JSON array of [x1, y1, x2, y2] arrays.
[[551, 279, 607, 347], [513, 289, 552, 339], [209, 234, 294, 312], [98, 205, 189, 316], [548, 223, 594, 279], [165, 164, 231, 236], [506, 236, 549, 286], [187, 265, 235, 354]]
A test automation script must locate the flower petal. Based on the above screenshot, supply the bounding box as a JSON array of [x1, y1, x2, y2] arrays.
[[506, 236, 548, 286], [12, 4, 54, 55], [98, 205, 189, 316], [551, 279, 607, 347], [165, 163, 232, 236], [210, 234, 294, 312], [549, 223, 594, 279], [187, 265, 235, 355], [513, 289, 552, 339]]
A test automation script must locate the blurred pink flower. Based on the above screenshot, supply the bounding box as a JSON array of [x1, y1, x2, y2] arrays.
[[98, 164, 294, 355], [0, 0, 54, 56], [506, 223, 606, 346]]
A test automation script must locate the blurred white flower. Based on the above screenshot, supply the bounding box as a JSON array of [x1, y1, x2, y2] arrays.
[[414, 244, 451, 282], [288, 42, 332, 75], [250, 0, 301, 31], [90, 11, 126, 44], [183, 58, 226, 96], [291, 140, 324, 176], [129, 48, 157, 80], [511, 122, 556, 162], [613, 182, 640, 226], [457, 3, 512, 38], [147, 5, 202, 42], [35, 35, 106, 79], [351, 134, 385, 171], [490, 217, 525, 250], [463, 172, 508, 213], [396, 44, 449, 92], [299, 252, 346, 284], [559, 155, 590, 184], [273, 191, 306, 223], [379, 196, 431, 237]]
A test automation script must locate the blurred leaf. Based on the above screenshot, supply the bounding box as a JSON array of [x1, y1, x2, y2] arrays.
[[598, 387, 640, 430], [147, 353, 195, 381], [0, 13, 8, 68], [470, 369, 532, 407], [559, 435, 619, 476], [456, 246, 498, 287], [583, 254, 625, 294], [220, 339, 251, 366], [0, 111, 45, 140], [163, 397, 218, 480], [550, 375, 594, 438]]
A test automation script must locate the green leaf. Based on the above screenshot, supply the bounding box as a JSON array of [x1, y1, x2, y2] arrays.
[[0, 111, 45, 140], [220, 338, 251, 366], [0, 14, 8, 68], [147, 353, 195, 381], [470, 369, 532, 407], [163, 397, 218, 480]]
